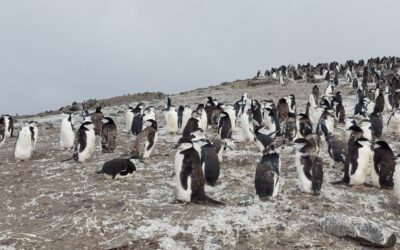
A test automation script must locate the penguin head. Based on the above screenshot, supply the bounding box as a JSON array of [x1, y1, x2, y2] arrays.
[[191, 111, 201, 119], [373, 141, 390, 150], [95, 107, 102, 113], [82, 121, 94, 130], [102, 117, 114, 124], [29, 121, 38, 128]]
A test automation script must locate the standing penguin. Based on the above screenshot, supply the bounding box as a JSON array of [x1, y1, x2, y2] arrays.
[[96, 157, 142, 180], [92, 106, 104, 136], [14, 122, 35, 161], [179, 105, 193, 133], [131, 119, 158, 159], [255, 145, 281, 200], [372, 141, 395, 189], [217, 112, 232, 139], [28, 121, 39, 152], [181, 111, 201, 140], [125, 107, 134, 132], [394, 155, 400, 202], [196, 139, 220, 186], [60, 113, 75, 150], [174, 141, 222, 204], [73, 121, 96, 163], [370, 109, 383, 139], [387, 109, 400, 135], [297, 113, 313, 138], [101, 117, 117, 153], [131, 103, 145, 135], [325, 133, 347, 168], [196, 104, 208, 131], [239, 109, 255, 142], [283, 112, 297, 143], [143, 106, 156, 122], [3, 115, 14, 138], [164, 98, 179, 134], [277, 98, 289, 121], [374, 89, 385, 113]]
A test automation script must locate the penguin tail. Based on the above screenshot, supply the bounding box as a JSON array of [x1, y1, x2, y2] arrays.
[[202, 196, 225, 206], [60, 157, 74, 162]]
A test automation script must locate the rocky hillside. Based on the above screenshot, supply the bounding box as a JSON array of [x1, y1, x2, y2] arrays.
[[0, 75, 399, 249]]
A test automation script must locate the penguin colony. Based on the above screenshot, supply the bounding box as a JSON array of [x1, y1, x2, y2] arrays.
[[2, 56, 400, 207]]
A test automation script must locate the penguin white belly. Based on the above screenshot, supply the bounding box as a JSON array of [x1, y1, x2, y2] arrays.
[[394, 164, 400, 202], [143, 132, 158, 158], [60, 121, 75, 149], [78, 130, 95, 162], [217, 147, 224, 162], [226, 110, 237, 131], [384, 94, 392, 112], [388, 118, 400, 134], [366, 102, 375, 115], [125, 112, 134, 131], [326, 116, 335, 133], [15, 131, 33, 161], [165, 111, 178, 133], [349, 147, 371, 185], [4, 119, 10, 138], [175, 152, 192, 202], [296, 162, 312, 193], [272, 173, 280, 198], [240, 115, 254, 142], [201, 111, 208, 130]]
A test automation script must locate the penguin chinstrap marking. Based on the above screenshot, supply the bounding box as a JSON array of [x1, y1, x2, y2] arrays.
[[92, 106, 104, 136], [60, 113, 75, 150], [174, 142, 223, 205], [131, 119, 158, 159], [255, 145, 281, 200], [164, 98, 179, 134], [101, 117, 117, 153], [96, 158, 142, 180], [14, 122, 36, 161], [372, 141, 395, 189], [73, 121, 96, 163]]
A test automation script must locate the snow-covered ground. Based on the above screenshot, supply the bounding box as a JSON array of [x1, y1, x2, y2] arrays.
[[0, 77, 399, 249]]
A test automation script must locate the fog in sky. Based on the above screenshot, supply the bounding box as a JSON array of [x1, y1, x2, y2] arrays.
[[1, 1, 399, 115]]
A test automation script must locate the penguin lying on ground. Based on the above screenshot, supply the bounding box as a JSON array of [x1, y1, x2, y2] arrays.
[[96, 158, 143, 180]]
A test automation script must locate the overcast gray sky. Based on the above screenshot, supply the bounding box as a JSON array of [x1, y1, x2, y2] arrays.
[[1, 1, 399, 115]]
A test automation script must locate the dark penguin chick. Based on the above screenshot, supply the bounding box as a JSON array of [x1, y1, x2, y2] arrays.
[[370, 109, 383, 139], [354, 97, 366, 117], [317, 108, 335, 138], [304, 133, 321, 154], [255, 145, 281, 200], [131, 119, 158, 159], [181, 111, 201, 140], [282, 112, 297, 143], [177, 106, 185, 129], [277, 98, 289, 121], [332, 99, 345, 123], [92, 106, 104, 136], [325, 133, 347, 168], [372, 141, 395, 188], [96, 158, 142, 180], [131, 103, 145, 135], [217, 112, 232, 139], [374, 89, 385, 112], [174, 142, 223, 205], [298, 113, 313, 138], [101, 117, 117, 153], [251, 100, 263, 126], [312, 85, 320, 104], [197, 139, 220, 186]]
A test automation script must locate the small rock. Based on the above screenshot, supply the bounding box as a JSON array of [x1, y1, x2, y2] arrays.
[[320, 214, 396, 248]]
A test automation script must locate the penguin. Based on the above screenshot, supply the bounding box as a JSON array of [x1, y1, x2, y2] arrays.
[[255, 145, 281, 200], [277, 98, 289, 121], [212, 138, 234, 163], [372, 141, 395, 188], [310, 85, 319, 106], [0, 116, 7, 146], [3, 115, 14, 138], [143, 106, 156, 122], [343, 137, 373, 186], [262, 108, 280, 134], [131, 103, 145, 135], [359, 119, 372, 141], [92, 106, 104, 136], [325, 133, 347, 168], [131, 119, 158, 159], [196, 104, 208, 131], [197, 139, 220, 186], [223, 104, 237, 131], [294, 140, 324, 195], [174, 140, 222, 204], [182, 111, 201, 140], [370, 109, 383, 139], [101, 117, 117, 153], [73, 121, 96, 163], [96, 157, 142, 180], [29, 121, 39, 152], [177, 106, 185, 129], [387, 109, 400, 135], [253, 126, 275, 151], [125, 107, 134, 132], [383, 88, 393, 112], [394, 155, 400, 202], [217, 112, 232, 139], [164, 98, 179, 134], [297, 113, 313, 138], [179, 105, 193, 133], [282, 112, 297, 143], [60, 113, 75, 150], [324, 81, 334, 95], [14, 122, 35, 161], [309, 106, 324, 133], [239, 109, 254, 142], [374, 89, 385, 113], [285, 94, 296, 113]]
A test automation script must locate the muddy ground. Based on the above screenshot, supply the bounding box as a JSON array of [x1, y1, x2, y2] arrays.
[[1, 77, 399, 249]]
